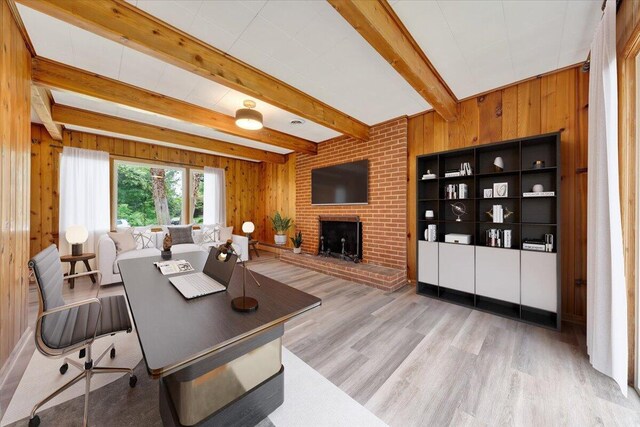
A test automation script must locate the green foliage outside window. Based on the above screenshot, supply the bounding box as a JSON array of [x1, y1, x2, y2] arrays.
[[116, 164, 183, 226]]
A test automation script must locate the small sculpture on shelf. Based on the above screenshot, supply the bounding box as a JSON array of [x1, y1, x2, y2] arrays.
[[450, 202, 467, 222], [485, 206, 514, 223], [161, 233, 172, 260]]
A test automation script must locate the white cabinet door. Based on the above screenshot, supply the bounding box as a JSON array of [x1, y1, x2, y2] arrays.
[[418, 241, 438, 285], [475, 247, 520, 303], [438, 243, 474, 293], [521, 251, 557, 312]]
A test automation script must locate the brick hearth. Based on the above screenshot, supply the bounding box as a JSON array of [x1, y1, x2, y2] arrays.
[[280, 252, 407, 292]]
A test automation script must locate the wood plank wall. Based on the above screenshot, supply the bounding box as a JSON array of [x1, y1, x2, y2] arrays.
[[616, 0, 640, 386], [0, 0, 31, 370], [29, 125, 263, 256], [256, 154, 296, 246], [407, 66, 589, 325]]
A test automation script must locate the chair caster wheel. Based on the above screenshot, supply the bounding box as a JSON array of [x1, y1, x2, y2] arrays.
[[129, 375, 137, 388], [110, 348, 116, 359], [59, 363, 68, 375], [29, 415, 40, 427]]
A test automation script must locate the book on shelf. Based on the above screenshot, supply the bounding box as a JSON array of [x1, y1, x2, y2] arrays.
[[523, 191, 555, 197], [492, 205, 504, 223], [444, 183, 468, 200], [485, 228, 512, 248], [153, 259, 194, 275], [444, 171, 461, 178], [522, 241, 547, 252]]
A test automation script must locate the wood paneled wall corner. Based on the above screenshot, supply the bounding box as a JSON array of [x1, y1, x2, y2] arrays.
[[29, 125, 264, 256], [0, 0, 31, 371], [616, 0, 640, 385], [256, 154, 296, 246], [407, 66, 589, 325]]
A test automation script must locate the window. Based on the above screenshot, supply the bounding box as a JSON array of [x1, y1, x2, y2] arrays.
[[115, 161, 185, 226], [190, 170, 204, 224]]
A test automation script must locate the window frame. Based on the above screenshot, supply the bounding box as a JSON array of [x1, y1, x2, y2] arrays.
[[189, 168, 205, 225]]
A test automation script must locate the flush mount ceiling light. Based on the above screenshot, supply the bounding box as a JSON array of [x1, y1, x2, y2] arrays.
[[235, 100, 263, 130]]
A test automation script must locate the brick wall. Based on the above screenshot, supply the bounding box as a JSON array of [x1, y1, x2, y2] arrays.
[[296, 118, 408, 271]]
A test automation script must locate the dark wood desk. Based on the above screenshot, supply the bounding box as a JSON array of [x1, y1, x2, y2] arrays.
[[118, 251, 320, 427]]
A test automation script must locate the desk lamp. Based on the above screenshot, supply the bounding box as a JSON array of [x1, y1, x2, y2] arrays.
[[217, 240, 261, 312]]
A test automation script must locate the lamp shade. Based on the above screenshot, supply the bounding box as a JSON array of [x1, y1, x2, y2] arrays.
[[66, 225, 88, 244], [242, 221, 255, 234], [235, 108, 263, 130]]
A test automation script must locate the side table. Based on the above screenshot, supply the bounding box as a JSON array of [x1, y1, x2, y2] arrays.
[[60, 253, 97, 289], [248, 240, 260, 260]]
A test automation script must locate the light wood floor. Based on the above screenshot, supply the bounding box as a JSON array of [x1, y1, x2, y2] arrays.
[[4, 252, 640, 426]]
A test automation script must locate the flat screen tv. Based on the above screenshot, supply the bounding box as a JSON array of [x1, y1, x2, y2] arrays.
[[311, 160, 368, 205]]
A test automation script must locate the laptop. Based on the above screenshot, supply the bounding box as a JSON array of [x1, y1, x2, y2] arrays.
[[169, 250, 238, 299]]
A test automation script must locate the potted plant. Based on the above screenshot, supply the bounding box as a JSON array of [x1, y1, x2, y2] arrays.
[[270, 212, 293, 245], [290, 231, 303, 254]]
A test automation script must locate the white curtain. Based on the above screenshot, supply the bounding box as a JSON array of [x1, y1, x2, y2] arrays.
[[59, 147, 111, 261], [203, 166, 226, 225], [587, 0, 628, 396]]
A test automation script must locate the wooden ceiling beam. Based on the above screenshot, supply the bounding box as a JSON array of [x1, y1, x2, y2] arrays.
[[328, 0, 458, 122], [52, 105, 286, 163], [32, 57, 317, 154], [16, 0, 370, 140], [31, 85, 63, 140]]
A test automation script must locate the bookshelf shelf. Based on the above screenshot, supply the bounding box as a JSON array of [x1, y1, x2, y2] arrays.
[[416, 132, 561, 330]]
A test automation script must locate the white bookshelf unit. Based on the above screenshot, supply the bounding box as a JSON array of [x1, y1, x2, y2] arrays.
[[416, 133, 561, 329]]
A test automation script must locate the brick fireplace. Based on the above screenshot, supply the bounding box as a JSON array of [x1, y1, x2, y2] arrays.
[[318, 215, 362, 262], [285, 118, 408, 291]]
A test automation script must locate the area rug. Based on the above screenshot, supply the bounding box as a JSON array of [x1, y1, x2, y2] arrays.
[[2, 334, 386, 427], [1, 330, 142, 426]]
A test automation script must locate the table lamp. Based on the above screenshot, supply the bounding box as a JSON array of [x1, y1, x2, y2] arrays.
[[242, 221, 255, 240], [216, 240, 261, 313], [66, 225, 88, 256]]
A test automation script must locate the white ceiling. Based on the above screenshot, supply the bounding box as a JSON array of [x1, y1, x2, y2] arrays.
[[127, 0, 430, 123], [390, 0, 601, 99], [19, 1, 601, 159]]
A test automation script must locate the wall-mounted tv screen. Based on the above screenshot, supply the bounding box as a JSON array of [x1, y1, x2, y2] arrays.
[[311, 160, 368, 205]]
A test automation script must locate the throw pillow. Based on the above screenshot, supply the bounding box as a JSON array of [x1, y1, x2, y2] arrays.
[[108, 231, 137, 255], [167, 225, 194, 245], [201, 226, 217, 244], [133, 230, 155, 249], [219, 226, 233, 242]]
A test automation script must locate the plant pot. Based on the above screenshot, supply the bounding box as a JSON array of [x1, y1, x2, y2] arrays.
[[274, 234, 287, 245], [161, 250, 172, 260], [293, 247, 301, 254]]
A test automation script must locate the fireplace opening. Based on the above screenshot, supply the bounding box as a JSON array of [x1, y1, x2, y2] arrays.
[[318, 216, 362, 263]]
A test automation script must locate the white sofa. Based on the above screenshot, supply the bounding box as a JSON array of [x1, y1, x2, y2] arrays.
[[97, 228, 249, 285]]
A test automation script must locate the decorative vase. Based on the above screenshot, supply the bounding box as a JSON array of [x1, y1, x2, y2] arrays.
[[493, 156, 504, 172], [293, 247, 301, 254], [161, 250, 172, 260], [532, 184, 544, 193], [274, 234, 287, 245]]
